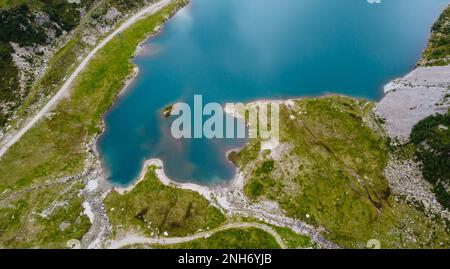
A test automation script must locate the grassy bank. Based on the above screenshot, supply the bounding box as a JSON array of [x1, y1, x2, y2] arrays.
[[420, 4, 450, 66], [271, 226, 313, 249], [235, 96, 450, 248], [104, 166, 225, 237]]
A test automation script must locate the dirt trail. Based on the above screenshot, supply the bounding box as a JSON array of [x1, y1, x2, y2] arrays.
[[108, 222, 287, 249]]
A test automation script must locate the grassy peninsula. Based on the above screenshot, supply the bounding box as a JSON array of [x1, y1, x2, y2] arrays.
[[234, 96, 450, 248]]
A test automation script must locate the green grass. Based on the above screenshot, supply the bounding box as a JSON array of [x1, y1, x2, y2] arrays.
[[0, 181, 91, 248], [271, 226, 313, 249], [420, 4, 450, 66], [104, 166, 226, 237], [410, 111, 450, 210], [236, 96, 450, 248], [0, 0, 189, 192], [154, 228, 281, 249], [0, 0, 46, 10]]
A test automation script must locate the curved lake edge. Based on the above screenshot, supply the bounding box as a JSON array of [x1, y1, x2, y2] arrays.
[[95, 0, 192, 185], [98, 1, 450, 189]]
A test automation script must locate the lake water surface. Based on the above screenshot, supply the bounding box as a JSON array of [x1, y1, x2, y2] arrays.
[[98, 0, 450, 186]]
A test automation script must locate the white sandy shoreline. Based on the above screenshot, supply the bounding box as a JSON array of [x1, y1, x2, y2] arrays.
[[114, 158, 216, 202]]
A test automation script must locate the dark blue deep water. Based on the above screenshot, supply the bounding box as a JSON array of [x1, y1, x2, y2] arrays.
[[98, 0, 450, 186]]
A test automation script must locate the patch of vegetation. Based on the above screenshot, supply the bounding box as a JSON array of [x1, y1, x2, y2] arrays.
[[389, 142, 417, 161], [16, 0, 114, 120], [110, 0, 147, 12], [18, 35, 88, 118], [0, 1, 97, 127], [104, 166, 225, 237], [154, 228, 281, 249], [271, 226, 313, 249], [420, 4, 450, 66], [245, 159, 277, 200], [0, 4, 48, 124], [0, 1, 48, 10], [411, 111, 450, 210], [0, 4, 48, 46], [0, 0, 189, 192], [233, 138, 261, 169], [0, 181, 90, 248], [236, 96, 450, 248], [42, 0, 93, 33], [0, 42, 20, 126]]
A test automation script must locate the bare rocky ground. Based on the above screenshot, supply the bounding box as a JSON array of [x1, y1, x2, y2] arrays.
[[79, 138, 113, 249], [384, 157, 450, 221], [374, 65, 450, 142]]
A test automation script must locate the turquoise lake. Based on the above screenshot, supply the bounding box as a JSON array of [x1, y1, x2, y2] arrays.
[[98, 0, 450, 186]]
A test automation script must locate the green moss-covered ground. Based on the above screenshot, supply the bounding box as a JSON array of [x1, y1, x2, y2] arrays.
[[420, 4, 450, 66], [410, 111, 450, 210], [271, 226, 313, 249], [0, 181, 90, 248], [105, 166, 226, 237], [235, 96, 450, 249]]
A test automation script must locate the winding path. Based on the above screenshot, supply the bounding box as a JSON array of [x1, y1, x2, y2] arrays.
[[0, 0, 175, 158], [108, 222, 287, 249]]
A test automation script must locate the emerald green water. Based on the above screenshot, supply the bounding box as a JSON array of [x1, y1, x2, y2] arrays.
[[98, 0, 450, 186]]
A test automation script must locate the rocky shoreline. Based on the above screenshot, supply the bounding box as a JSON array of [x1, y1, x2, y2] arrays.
[[374, 65, 450, 142]]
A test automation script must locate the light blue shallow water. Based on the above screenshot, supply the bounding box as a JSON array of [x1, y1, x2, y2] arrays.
[[98, 0, 450, 186]]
